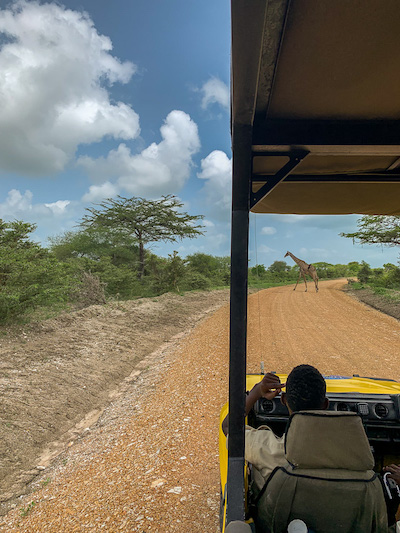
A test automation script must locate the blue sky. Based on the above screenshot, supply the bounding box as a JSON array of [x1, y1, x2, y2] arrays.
[[0, 0, 398, 268]]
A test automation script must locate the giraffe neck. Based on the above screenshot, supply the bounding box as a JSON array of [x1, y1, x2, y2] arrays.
[[288, 252, 302, 265]]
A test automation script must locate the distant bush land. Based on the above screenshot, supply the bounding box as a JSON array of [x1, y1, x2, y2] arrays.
[[1, 213, 399, 324]]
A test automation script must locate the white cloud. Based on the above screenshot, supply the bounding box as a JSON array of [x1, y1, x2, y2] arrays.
[[202, 219, 215, 228], [82, 182, 119, 203], [152, 216, 231, 258], [197, 150, 232, 220], [1, 189, 33, 213], [78, 110, 200, 197], [287, 248, 333, 262], [261, 226, 276, 235], [175, 231, 229, 257], [0, 189, 70, 219], [200, 77, 229, 110], [0, 1, 139, 175], [44, 200, 70, 215], [274, 215, 312, 224], [258, 245, 276, 254], [0, 188, 82, 244], [310, 247, 331, 255]]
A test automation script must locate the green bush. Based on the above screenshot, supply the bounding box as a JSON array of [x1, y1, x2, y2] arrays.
[[372, 286, 388, 296], [181, 271, 212, 291], [0, 219, 82, 323], [357, 261, 372, 284], [0, 247, 78, 322]]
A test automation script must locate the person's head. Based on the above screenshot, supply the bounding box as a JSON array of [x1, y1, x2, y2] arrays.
[[282, 364, 328, 414]]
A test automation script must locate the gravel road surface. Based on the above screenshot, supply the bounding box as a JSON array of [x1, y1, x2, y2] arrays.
[[1, 279, 399, 532]]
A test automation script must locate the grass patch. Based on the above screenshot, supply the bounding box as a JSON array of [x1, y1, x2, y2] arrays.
[[20, 501, 35, 518], [347, 279, 400, 302], [249, 281, 293, 289], [371, 286, 400, 302], [347, 281, 365, 290]]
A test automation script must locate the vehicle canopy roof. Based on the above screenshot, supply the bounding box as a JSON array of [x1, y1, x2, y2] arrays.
[[231, 0, 400, 215]]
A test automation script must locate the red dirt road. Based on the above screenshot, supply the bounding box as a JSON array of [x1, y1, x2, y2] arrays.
[[247, 279, 400, 381], [1, 279, 400, 532]]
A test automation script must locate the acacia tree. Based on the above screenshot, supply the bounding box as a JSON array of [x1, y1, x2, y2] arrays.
[[340, 216, 400, 247], [267, 260, 290, 273], [49, 226, 139, 264], [80, 195, 204, 279]]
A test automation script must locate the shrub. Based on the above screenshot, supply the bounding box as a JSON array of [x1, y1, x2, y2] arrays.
[[70, 271, 106, 309], [181, 271, 212, 291], [357, 261, 372, 284]]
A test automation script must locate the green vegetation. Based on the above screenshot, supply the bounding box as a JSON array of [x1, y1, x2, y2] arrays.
[[0, 220, 79, 323], [1, 200, 399, 325], [347, 262, 400, 299], [341, 215, 400, 247], [79, 195, 204, 279], [20, 501, 35, 518], [248, 260, 362, 287], [341, 215, 400, 299]]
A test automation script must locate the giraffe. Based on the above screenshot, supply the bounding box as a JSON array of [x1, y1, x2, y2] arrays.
[[284, 251, 319, 292]]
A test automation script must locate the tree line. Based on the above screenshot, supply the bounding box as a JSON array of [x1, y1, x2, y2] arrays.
[[0, 201, 399, 324], [341, 215, 400, 292]]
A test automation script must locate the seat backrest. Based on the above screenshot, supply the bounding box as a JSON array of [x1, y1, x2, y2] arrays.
[[255, 411, 388, 533], [225, 521, 252, 533]]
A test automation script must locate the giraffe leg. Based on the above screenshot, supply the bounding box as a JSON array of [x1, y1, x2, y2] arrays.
[[294, 272, 301, 290], [315, 275, 319, 292], [302, 272, 308, 292]]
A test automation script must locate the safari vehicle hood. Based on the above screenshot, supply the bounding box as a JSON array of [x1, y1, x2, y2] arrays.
[[246, 374, 400, 395]]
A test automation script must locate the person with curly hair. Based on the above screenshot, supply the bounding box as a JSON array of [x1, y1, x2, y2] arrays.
[[222, 364, 328, 480]]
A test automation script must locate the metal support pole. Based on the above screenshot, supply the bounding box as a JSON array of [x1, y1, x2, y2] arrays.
[[226, 123, 252, 525]]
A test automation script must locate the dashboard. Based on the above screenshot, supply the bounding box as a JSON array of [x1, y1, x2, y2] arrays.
[[249, 392, 400, 468]]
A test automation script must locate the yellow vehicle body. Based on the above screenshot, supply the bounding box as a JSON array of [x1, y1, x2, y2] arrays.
[[219, 374, 400, 532]]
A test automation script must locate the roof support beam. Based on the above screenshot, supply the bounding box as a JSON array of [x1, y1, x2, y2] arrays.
[[250, 151, 308, 208], [253, 120, 400, 146], [252, 173, 400, 184]]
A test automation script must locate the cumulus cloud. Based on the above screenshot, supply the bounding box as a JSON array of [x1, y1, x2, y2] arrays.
[[44, 200, 70, 215], [175, 230, 229, 257], [0, 189, 70, 219], [197, 150, 232, 220], [258, 245, 276, 254], [200, 77, 229, 110], [78, 110, 200, 197], [202, 219, 215, 228], [0, 1, 139, 175], [82, 182, 119, 203], [261, 226, 277, 235]]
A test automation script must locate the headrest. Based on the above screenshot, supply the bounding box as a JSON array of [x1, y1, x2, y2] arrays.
[[284, 411, 374, 471], [225, 521, 252, 533]]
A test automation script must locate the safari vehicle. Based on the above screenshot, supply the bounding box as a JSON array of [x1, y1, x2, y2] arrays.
[[220, 374, 400, 531], [222, 1, 400, 531]]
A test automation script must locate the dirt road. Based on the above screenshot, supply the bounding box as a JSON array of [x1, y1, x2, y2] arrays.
[[1, 279, 400, 532], [247, 279, 400, 380]]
